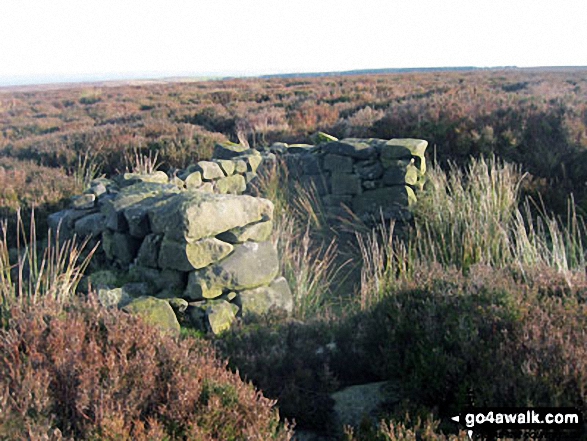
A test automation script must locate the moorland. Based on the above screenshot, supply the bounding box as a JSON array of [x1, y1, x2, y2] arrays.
[[0, 68, 586, 440]]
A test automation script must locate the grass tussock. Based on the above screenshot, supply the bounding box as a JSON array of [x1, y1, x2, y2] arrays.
[[0, 210, 97, 314]]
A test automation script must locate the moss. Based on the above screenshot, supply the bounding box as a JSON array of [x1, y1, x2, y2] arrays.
[[122, 296, 180, 335]]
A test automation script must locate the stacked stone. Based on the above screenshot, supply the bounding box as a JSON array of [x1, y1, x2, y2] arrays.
[[176, 143, 265, 194], [48, 172, 292, 335], [264, 137, 428, 222]]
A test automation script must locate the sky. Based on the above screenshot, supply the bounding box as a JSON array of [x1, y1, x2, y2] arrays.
[[1, 0, 586, 86]]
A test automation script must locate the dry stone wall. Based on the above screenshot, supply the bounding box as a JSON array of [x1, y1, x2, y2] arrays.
[[48, 135, 427, 334], [49, 167, 292, 335], [268, 137, 428, 223]]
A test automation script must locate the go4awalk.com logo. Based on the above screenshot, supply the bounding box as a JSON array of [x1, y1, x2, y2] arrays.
[[451, 407, 584, 440]]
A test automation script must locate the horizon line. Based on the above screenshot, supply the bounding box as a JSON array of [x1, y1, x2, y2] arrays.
[[2, 65, 587, 90]]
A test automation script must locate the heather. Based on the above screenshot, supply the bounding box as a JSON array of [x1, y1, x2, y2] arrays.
[[1, 69, 587, 439]]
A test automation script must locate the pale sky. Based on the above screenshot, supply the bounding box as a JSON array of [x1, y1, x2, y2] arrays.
[[1, 0, 586, 86]]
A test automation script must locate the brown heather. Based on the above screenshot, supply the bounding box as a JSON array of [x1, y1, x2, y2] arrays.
[[0, 297, 293, 440]]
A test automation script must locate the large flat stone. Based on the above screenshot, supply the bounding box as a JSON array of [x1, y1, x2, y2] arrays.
[[185, 241, 279, 299], [380, 138, 428, 167], [148, 192, 274, 242], [322, 139, 377, 159]]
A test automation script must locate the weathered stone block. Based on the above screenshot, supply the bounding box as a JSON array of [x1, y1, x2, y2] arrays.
[[233, 159, 248, 174], [74, 213, 105, 237], [185, 241, 279, 299], [214, 159, 235, 176], [136, 234, 161, 268], [380, 138, 427, 167], [331, 173, 362, 195], [324, 154, 353, 173], [148, 192, 273, 242], [214, 142, 252, 159], [195, 161, 225, 180], [123, 296, 180, 335], [322, 139, 377, 159], [215, 174, 246, 194], [323, 195, 353, 207], [354, 160, 383, 180], [158, 237, 233, 271], [216, 219, 273, 243], [71, 194, 96, 210], [102, 230, 141, 266], [184, 171, 202, 188], [311, 131, 338, 144], [382, 160, 419, 186], [300, 174, 329, 196], [287, 144, 315, 154], [352, 186, 416, 220], [299, 154, 321, 174]]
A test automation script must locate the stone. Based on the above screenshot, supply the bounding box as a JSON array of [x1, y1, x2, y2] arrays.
[[87, 270, 119, 289], [205, 300, 239, 334], [123, 296, 181, 335], [48, 209, 95, 239], [299, 154, 321, 174], [74, 213, 105, 237], [233, 159, 248, 174], [121, 282, 150, 298], [269, 142, 288, 154], [169, 175, 185, 189], [299, 175, 329, 196], [149, 192, 274, 242], [323, 195, 353, 208], [158, 237, 234, 271], [354, 161, 384, 180], [245, 155, 263, 173], [119, 171, 169, 186], [287, 144, 315, 154], [364, 180, 380, 190], [322, 139, 377, 159], [71, 194, 96, 209], [236, 277, 293, 315], [127, 266, 186, 294], [97, 287, 130, 309], [214, 159, 235, 176], [136, 233, 162, 268], [185, 241, 279, 299], [215, 174, 246, 194], [195, 161, 225, 180], [244, 171, 257, 184], [380, 138, 428, 167], [102, 230, 141, 266], [166, 297, 189, 313], [352, 186, 416, 220], [331, 173, 362, 196], [331, 381, 391, 429], [101, 182, 180, 232], [214, 142, 253, 159], [311, 131, 338, 144], [216, 219, 273, 243], [196, 182, 215, 193], [382, 160, 419, 186], [184, 171, 203, 189], [323, 154, 354, 173], [184, 275, 223, 300], [86, 182, 107, 198]]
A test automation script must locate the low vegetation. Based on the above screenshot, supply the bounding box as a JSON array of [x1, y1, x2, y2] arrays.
[[1, 68, 586, 439]]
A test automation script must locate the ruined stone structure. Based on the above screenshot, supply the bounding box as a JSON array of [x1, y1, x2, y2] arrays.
[[48, 135, 427, 334]]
